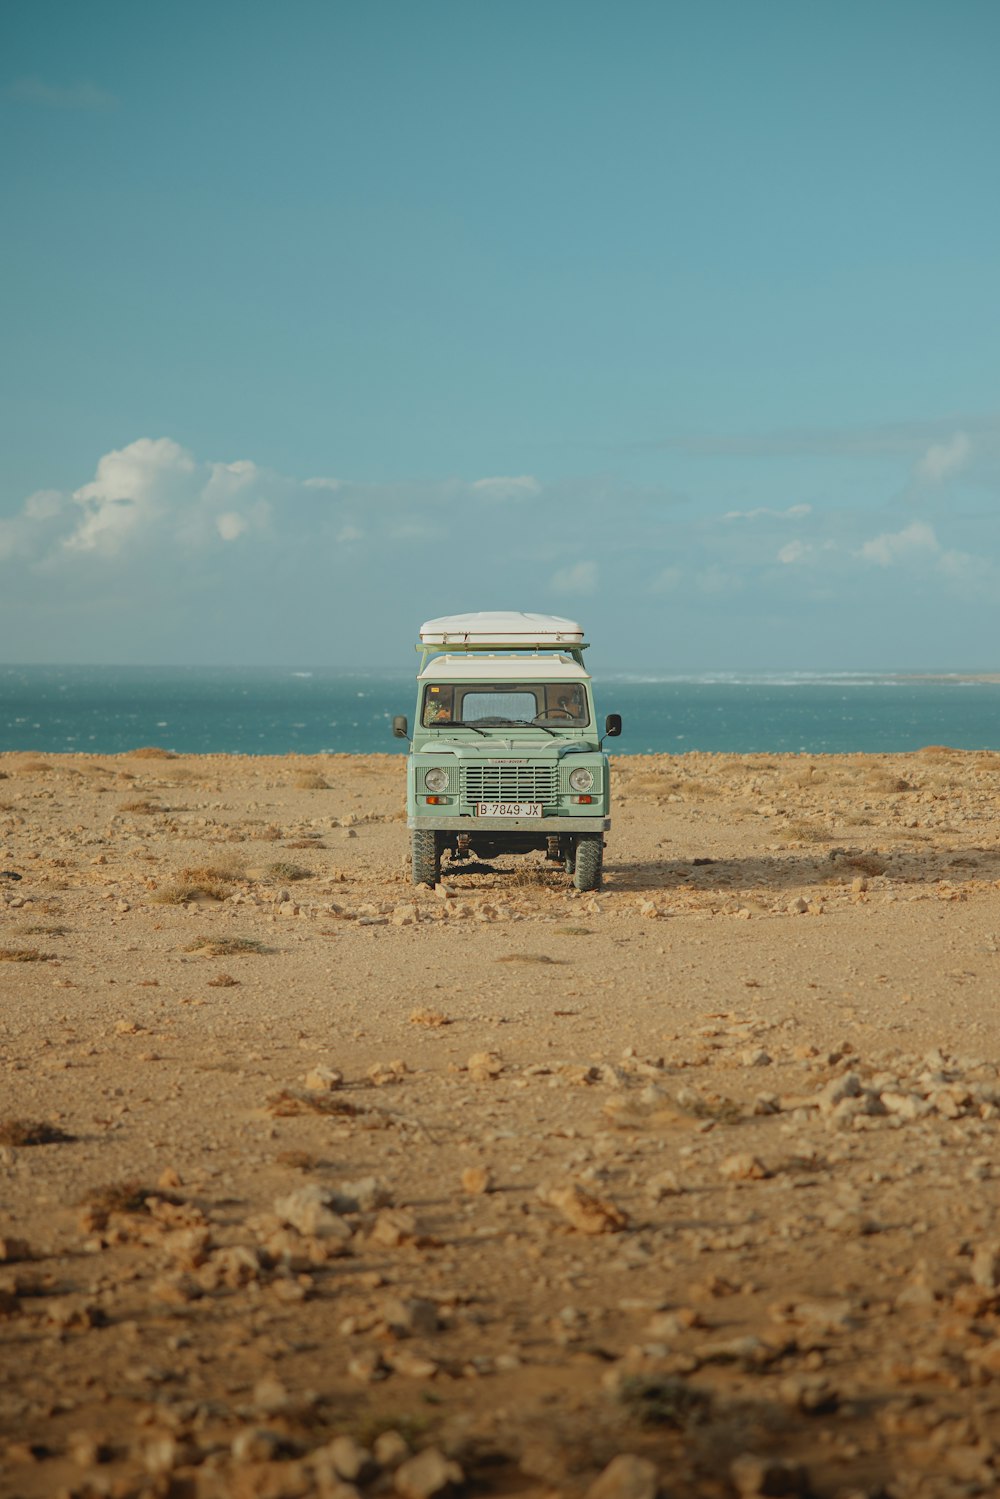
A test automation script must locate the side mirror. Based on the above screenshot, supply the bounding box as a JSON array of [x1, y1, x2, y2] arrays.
[[392, 715, 409, 739], [604, 713, 622, 738]]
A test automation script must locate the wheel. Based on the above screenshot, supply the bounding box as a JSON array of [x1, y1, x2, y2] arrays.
[[411, 830, 441, 886], [573, 834, 603, 891], [562, 838, 576, 874]]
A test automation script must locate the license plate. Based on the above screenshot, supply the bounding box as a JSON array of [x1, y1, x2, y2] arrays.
[[476, 802, 542, 818]]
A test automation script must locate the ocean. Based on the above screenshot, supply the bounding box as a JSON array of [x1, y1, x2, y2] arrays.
[[2, 664, 1000, 757]]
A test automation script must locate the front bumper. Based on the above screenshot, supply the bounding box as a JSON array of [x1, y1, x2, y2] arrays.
[[407, 815, 610, 831]]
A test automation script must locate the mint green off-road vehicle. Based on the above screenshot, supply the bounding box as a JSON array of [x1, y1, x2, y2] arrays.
[[393, 612, 621, 891]]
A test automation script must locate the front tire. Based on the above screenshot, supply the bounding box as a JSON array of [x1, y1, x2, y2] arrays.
[[412, 830, 441, 886], [573, 834, 603, 891]]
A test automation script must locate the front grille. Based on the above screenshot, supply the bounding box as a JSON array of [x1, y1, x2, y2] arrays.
[[462, 763, 559, 808]]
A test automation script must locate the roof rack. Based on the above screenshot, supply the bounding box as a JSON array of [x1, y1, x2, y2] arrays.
[[416, 612, 589, 667]]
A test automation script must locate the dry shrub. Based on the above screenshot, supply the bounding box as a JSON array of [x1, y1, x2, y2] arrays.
[[916, 745, 962, 763], [0, 947, 55, 963], [276, 1149, 321, 1171], [841, 853, 888, 876], [183, 935, 268, 957], [495, 953, 564, 965], [409, 1007, 451, 1027], [16, 759, 52, 774], [120, 799, 164, 815], [152, 879, 229, 904], [0, 1119, 75, 1146], [82, 1180, 154, 1216], [616, 1374, 712, 1430], [294, 773, 330, 790], [781, 820, 831, 843], [16, 923, 69, 936], [259, 823, 284, 841], [867, 769, 915, 793], [509, 864, 561, 888], [267, 1089, 360, 1119], [553, 925, 592, 936], [266, 861, 312, 882], [285, 838, 327, 850], [126, 747, 177, 760], [207, 972, 239, 987]]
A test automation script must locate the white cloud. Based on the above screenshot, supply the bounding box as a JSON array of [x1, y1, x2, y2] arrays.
[[915, 432, 971, 484], [216, 512, 247, 542], [471, 475, 541, 501], [857, 520, 939, 568], [9, 76, 117, 110], [550, 560, 598, 595], [777, 540, 812, 564], [650, 565, 683, 593], [724, 503, 813, 521], [68, 437, 196, 555]]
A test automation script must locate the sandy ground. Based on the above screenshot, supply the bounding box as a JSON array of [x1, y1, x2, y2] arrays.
[[3, 746, 1000, 1499]]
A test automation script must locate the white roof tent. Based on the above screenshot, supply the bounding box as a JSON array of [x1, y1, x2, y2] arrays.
[[417, 612, 588, 668]]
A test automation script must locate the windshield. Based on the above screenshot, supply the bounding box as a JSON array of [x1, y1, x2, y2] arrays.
[[422, 681, 590, 728]]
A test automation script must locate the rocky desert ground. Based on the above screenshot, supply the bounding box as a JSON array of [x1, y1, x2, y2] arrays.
[[4, 746, 1000, 1499]]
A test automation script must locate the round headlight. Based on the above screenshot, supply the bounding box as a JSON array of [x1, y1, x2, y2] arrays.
[[424, 767, 449, 793], [568, 766, 595, 793]]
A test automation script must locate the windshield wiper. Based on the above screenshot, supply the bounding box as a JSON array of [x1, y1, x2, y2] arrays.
[[509, 718, 558, 737], [437, 719, 488, 737]]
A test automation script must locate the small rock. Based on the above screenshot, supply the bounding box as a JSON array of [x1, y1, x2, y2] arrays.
[[972, 1242, 1000, 1290], [325, 1435, 375, 1482], [585, 1453, 658, 1499], [542, 1182, 629, 1234], [231, 1427, 284, 1463], [467, 1050, 504, 1081], [369, 1208, 421, 1247], [394, 1447, 463, 1498], [347, 1348, 389, 1383], [644, 1170, 682, 1202], [336, 1176, 393, 1212], [730, 1452, 809, 1497], [374, 1430, 411, 1468], [252, 1375, 291, 1414], [68, 1431, 112, 1466], [274, 1185, 353, 1241], [369, 1059, 409, 1086], [461, 1164, 493, 1195], [305, 1065, 344, 1092], [719, 1153, 771, 1182], [141, 1432, 180, 1475], [381, 1295, 440, 1337]]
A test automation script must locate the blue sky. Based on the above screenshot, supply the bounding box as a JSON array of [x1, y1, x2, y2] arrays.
[[2, 0, 999, 669]]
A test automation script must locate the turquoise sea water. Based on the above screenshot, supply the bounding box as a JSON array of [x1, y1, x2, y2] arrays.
[[1, 665, 999, 757]]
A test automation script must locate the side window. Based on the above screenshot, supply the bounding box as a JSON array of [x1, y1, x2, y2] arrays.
[[544, 685, 587, 721], [423, 686, 454, 725]]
